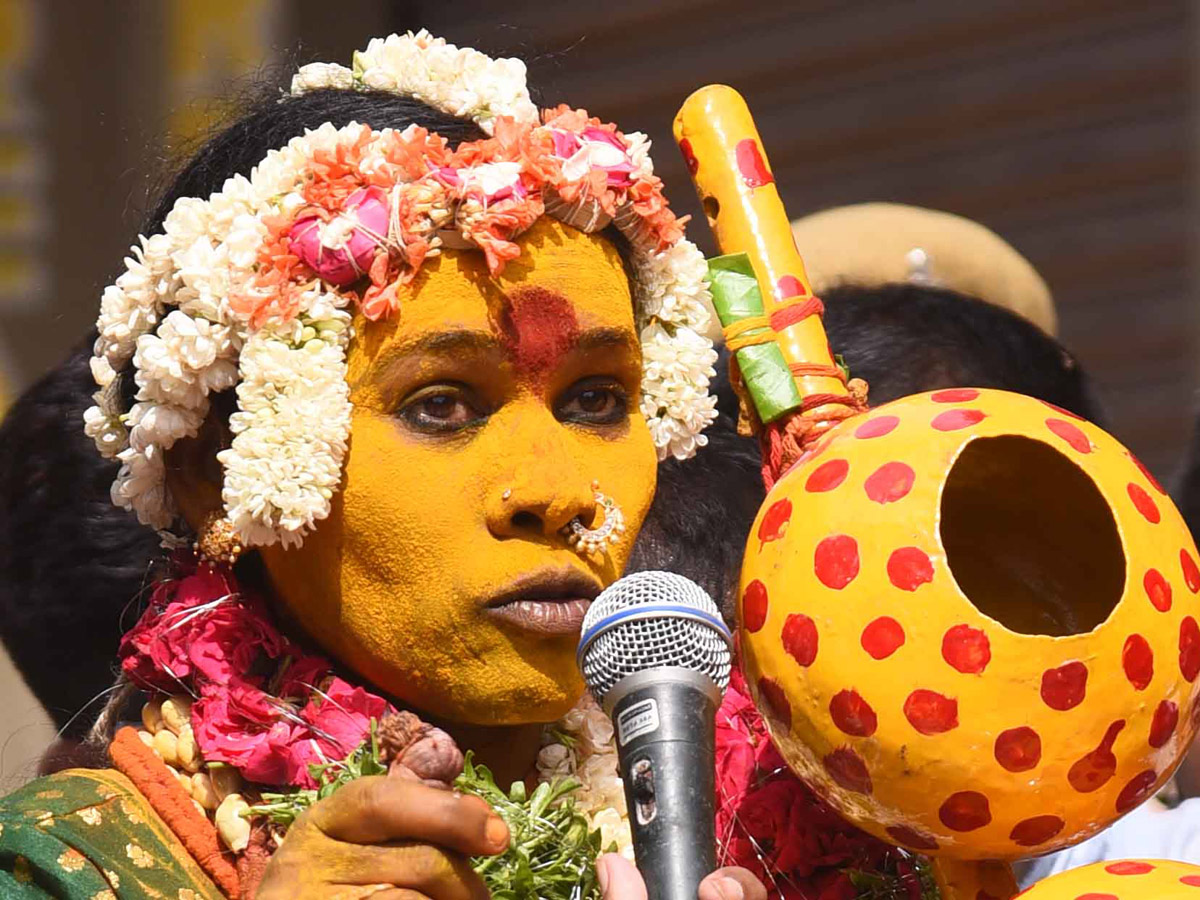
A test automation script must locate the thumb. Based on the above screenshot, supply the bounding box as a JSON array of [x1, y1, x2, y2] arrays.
[[597, 853, 648, 900]]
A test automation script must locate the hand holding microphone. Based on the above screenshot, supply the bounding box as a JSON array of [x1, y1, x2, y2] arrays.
[[598, 854, 768, 900], [578, 571, 764, 900]]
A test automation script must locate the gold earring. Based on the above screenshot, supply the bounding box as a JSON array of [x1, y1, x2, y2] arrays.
[[565, 481, 625, 555], [194, 511, 244, 567]]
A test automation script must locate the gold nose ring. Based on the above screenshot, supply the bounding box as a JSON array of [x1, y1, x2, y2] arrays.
[[564, 481, 625, 555]]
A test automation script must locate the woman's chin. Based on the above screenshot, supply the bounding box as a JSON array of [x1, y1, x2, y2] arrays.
[[450, 668, 586, 726], [363, 650, 587, 727]]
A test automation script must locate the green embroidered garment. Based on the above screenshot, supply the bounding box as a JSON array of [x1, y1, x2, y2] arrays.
[[0, 769, 224, 899]]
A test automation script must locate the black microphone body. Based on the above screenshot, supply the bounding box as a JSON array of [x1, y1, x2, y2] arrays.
[[607, 667, 720, 900]]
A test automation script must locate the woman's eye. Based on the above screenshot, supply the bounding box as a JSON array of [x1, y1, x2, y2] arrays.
[[398, 387, 485, 433], [558, 381, 628, 425]]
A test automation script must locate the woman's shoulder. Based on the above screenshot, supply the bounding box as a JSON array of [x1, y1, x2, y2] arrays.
[[0, 761, 228, 898]]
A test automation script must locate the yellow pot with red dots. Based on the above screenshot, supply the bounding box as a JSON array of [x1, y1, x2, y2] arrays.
[[739, 387, 1200, 861], [1020, 859, 1200, 898]]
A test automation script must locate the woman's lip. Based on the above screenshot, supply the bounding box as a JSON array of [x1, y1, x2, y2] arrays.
[[485, 598, 593, 636]]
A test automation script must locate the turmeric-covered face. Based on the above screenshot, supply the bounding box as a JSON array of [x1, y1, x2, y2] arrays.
[[260, 220, 657, 725]]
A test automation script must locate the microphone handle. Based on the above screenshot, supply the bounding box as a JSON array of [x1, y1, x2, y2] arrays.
[[608, 668, 720, 900]]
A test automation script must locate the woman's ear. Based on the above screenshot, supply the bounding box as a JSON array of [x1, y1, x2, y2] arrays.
[[163, 400, 232, 533]]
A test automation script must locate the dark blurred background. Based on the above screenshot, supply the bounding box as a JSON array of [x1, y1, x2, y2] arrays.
[[0, 0, 1196, 479]]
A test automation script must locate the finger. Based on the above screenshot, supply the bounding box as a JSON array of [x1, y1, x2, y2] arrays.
[[597, 853, 647, 900], [335, 843, 488, 900], [310, 776, 509, 856], [699, 867, 768, 900]]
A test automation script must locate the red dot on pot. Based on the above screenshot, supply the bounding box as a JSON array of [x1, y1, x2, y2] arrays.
[[887, 547, 933, 591], [994, 726, 1042, 773], [1149, 700, 1179, 749], [1144, 569, 1173, 612], [904, 689, 958, 735], [829, 689, 877, 737], [1010, 814, 1064, 847], [931, 388, 980, 403], [782, 613, 819, 667], [932, 409, 987, 431], [1122, 634, 1154, 691], [742, 579, 768, 633], [806, 459, 849, 493], [942, 624, 991, 674], [814, 535, 859, 590], [861, 617, 906, 659], [938, 791, 991, 832], [1046, 418, 1091, 453], [864, 461, 915, 504], [1041, 661, 1088, 711], [823, 746, 872, 794], [1128, 482, 1161, 524], [856, 415, 899, 439]]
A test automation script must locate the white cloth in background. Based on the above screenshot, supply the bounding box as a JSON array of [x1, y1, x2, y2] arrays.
[[1017, 798, 1200, 887]]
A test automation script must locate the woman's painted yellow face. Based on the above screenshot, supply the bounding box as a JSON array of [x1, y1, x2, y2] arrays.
[[260, 220, 658, 725]]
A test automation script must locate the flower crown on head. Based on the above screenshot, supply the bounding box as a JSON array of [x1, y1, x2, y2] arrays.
[[85, 31, 717, 549]]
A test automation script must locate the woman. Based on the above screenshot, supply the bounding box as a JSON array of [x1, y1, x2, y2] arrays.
[[0, 33, 764, 900]]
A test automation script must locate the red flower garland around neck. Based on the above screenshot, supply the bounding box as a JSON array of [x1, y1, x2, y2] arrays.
[[119, 553, 391, 788], [118, 555, 930, 897]]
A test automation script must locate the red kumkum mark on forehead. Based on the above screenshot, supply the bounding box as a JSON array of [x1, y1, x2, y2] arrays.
[[499, 286, 580, 376]]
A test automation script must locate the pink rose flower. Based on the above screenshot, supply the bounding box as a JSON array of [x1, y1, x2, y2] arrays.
[[286, 677, 391, 787], [193, 681, 296, 785], [118, 569, 295, 692], [118, 568, 236, 690], [289, 186, 389, 285], [277, 653, 333, 702]]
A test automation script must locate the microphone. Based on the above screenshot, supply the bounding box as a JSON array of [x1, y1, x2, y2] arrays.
[[577, 571, 733, 900]]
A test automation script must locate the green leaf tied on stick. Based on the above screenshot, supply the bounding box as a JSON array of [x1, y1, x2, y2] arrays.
[[706, 253, 803, 424]]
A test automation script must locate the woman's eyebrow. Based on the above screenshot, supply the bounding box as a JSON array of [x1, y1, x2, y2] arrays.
[[401, 329, 501, 356], [374, 325, 635, 381], [573, 327, 639, 355]]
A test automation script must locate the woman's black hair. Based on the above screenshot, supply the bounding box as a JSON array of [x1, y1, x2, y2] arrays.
[[0, 86, 487, 737]]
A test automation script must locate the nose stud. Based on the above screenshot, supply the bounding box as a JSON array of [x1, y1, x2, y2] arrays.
[[565, 480, 625, 555], [502, 488, 512, 501]]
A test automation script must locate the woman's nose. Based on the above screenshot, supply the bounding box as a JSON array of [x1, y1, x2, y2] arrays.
[[485, 418, 596, 542]]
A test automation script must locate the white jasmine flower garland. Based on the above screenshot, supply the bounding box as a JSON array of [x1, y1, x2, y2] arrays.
[[85, 33, 716, 547], [291, 30, 540, 135]]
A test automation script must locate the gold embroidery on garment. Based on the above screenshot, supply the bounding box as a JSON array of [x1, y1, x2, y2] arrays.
[[104, 869, 120, 889], [120, 797, 146, 825], [57, 848, 87, 872], [13, 855, 32, 883], [77, 806, 103, 825], [91, 891, 116, 900], [35, 789, 64, 800], [179, 890, 200, 900], [125, 841, 155, 868]]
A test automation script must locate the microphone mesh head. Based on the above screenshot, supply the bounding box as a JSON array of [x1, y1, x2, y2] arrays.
[[578, 571, 732, 703]]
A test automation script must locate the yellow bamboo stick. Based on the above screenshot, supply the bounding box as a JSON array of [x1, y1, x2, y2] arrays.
[[673, 85, 848, 414]]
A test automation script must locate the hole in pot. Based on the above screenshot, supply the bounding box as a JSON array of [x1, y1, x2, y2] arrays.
[[940, 436, 1124, 636], [702, 195, 720, 225]]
